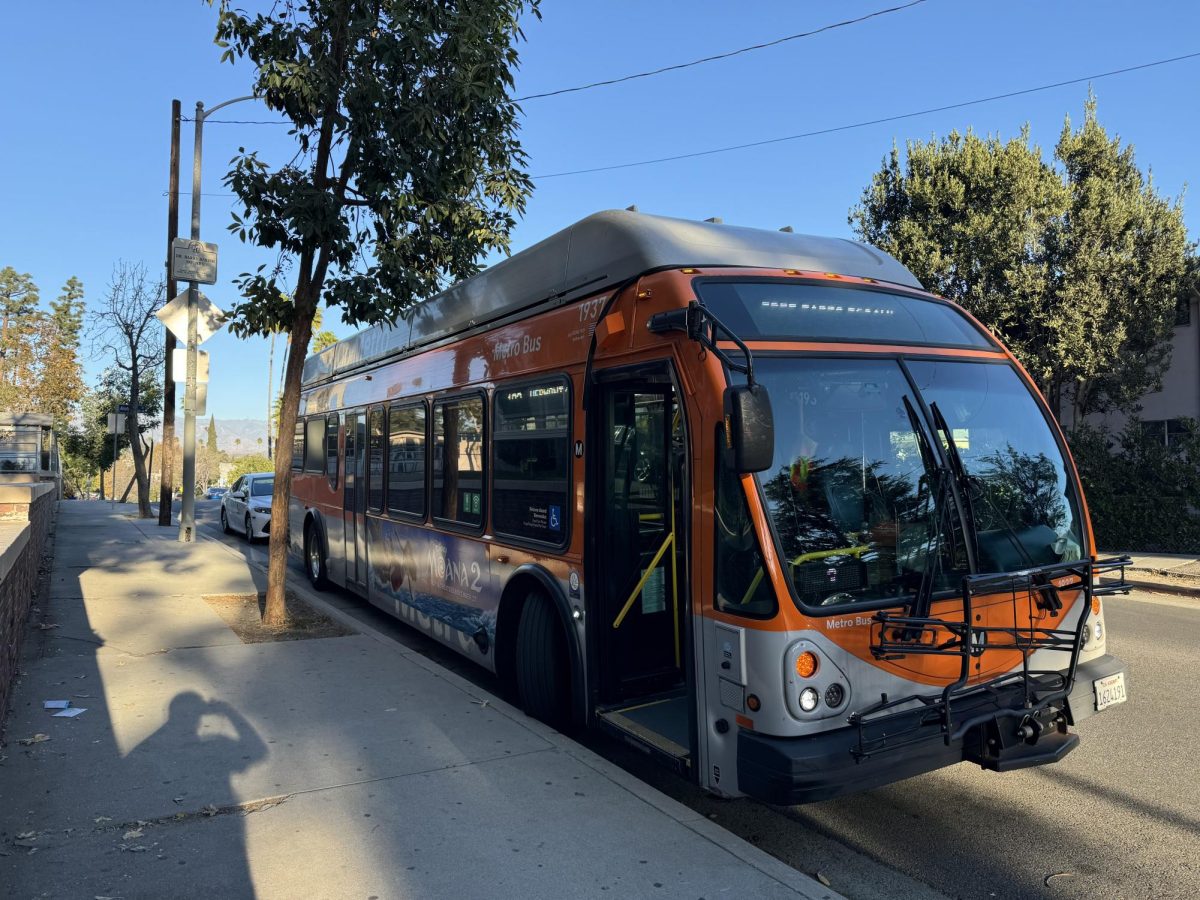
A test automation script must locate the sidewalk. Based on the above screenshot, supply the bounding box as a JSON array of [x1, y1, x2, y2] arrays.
[[1102, 549, 1200, 596], [0, 502, 835, 900]]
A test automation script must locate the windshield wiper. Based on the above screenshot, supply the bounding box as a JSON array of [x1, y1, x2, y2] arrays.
[[929, 402, 981, 568], [903, 396, 950, 625]]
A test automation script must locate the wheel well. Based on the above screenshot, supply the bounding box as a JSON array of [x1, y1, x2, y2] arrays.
[[496, 570, 584, 725]]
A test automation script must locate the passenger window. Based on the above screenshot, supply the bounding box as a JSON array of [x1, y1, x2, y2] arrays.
[[432, 395, 485, 527], [304, 417, 326, 473], [493, 379, 570, 544], [292, 421, 305, 471], [325, 414, 339, 487], [714, 426, 776, 618], [388, 403, 426, 517], [367, 407, 386, 513]]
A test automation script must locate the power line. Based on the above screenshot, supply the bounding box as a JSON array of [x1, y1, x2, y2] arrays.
[[514, 0, 927, 102], [186, 2, 929, 122], [534, 50, 1200, 179]]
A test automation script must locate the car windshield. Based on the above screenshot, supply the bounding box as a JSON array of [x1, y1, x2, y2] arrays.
[[250, 478, 274, 497], [752, 356, 1083, 609]]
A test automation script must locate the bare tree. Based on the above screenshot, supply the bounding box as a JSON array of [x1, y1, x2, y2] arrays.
[[90, 262, 164, 518]]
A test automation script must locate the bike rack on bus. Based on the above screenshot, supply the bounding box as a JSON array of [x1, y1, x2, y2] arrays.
[[847, 556, 1131, 762]]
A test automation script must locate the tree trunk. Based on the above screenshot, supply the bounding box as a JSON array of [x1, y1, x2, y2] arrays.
[[262, 297, 315, 627], [266, 332, 276, 459], [126, 361, 153, 518]]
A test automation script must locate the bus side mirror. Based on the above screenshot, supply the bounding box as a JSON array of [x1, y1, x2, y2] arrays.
[[723, 384, 774, 473]]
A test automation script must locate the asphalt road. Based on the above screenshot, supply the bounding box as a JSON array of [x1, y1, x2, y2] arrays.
[[191, 501, 1198, 899]]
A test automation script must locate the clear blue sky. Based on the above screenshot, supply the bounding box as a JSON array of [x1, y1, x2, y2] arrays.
[[2, 1, 1197, 423]]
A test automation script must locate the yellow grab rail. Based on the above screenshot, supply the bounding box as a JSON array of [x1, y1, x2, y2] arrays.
[[738, 543, 870, 607], [613, 530, 675, 629]]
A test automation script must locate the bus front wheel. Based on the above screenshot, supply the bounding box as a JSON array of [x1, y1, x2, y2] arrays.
[[305, 522, 328, 590], [516, 592, 570, 728]]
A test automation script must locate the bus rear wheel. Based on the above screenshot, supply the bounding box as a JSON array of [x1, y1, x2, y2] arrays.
[[516, 592, 570, 728], [305, 522, 328, 590]]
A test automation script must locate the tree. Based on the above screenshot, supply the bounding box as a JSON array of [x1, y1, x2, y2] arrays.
[[212, 0, 538, 625], [850, 95, 1194, 422], [0, 267, 41, 410], [227, 452, 273, 484], [310, 306, 338, 353], [34, 277, 87, 428], [207, 415, 219, 452], [89, 262, 165, 517]]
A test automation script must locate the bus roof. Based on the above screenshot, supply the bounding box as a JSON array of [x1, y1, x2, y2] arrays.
[[301, 209, 922, 387]]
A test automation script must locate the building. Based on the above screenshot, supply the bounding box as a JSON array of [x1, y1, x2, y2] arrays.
[[0, 412, 62, 497]]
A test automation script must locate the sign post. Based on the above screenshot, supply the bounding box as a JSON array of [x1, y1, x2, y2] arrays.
[[171, 104, 222, 542]]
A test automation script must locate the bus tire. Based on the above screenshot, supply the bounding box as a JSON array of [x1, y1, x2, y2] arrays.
[[305, 521, 328, 591], [516, 591, 570, 728]]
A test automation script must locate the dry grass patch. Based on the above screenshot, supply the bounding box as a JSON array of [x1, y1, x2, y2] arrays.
[[202, 591, 355, 643]]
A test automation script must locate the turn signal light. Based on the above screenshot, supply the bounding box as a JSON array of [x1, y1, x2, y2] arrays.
[[794, 651, 819, 678], [1091, 596, 1101, 616]]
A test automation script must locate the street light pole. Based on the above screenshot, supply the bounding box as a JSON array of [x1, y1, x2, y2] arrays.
[[178, 94, 255, 542]]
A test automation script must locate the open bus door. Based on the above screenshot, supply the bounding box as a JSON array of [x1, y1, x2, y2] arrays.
[[589, 366, 697, 776]]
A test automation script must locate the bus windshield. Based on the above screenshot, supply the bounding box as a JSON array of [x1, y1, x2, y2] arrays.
[[752, 357, 1083, 609]]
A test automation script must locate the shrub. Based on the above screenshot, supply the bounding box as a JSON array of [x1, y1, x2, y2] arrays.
[[1068, 418, 1200, 553]]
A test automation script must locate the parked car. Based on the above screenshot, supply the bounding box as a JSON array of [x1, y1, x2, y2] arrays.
[[204, 486, 228, 500], [220, 473, 274, 542]]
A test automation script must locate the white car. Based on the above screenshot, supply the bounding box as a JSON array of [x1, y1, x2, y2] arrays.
[[220, 472, 274, 542]]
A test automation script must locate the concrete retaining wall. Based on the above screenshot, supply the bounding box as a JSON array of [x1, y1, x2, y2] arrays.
[[0, 483, 56, 725]]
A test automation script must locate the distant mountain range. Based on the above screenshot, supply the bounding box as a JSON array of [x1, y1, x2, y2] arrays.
[[204, 418, 270, 455], [142, 417, 273, 456]]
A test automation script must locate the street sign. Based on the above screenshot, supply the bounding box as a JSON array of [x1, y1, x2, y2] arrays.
[[156, 290, 226, 344], [170, 238, 218, 284], [117, 404, 129, 414], [195, 384, 208, 417], [106, 413, 126, 435], [172, 349, 210, 384]]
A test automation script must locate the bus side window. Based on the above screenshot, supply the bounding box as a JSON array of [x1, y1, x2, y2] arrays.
[[325, 414, 339, 488], [432, 395, 485, 528], [304, 416, 326, 473], [492, 378, 570, 545], [387, 403, 426, 518], [292, 420, 305, 471], [714, 426, 777, 618], [367, 407, 386, 513]]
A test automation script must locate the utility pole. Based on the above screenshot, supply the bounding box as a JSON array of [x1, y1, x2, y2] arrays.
[[158, 99, 181, 526], [178, 101, 204, 542], [175, 94, 253, 542]]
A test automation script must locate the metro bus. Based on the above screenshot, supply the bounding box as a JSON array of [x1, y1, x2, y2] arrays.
[[289, 210, 1129, 803]]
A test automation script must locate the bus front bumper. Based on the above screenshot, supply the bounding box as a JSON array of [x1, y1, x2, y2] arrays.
[[737, 653, 1127, 805]]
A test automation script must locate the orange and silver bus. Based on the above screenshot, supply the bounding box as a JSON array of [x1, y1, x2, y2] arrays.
[[289, 210, 1129, 802]]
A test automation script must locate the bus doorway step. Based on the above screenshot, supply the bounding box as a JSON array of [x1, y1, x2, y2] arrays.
[[963, 713, 1079, 773], [596, 693, 691, 776]]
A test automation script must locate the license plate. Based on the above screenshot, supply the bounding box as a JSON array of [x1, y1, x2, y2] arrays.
[[1094, 672, 1127, 712]]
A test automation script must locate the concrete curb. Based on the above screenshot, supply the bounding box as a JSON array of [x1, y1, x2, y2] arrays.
[[194, 524, 842, 900], [1116, 575, 1200, 599]]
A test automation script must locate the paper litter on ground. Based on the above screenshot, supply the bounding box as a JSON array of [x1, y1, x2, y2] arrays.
[[52, 707, 87, 718], [43, 700, 70, 710]]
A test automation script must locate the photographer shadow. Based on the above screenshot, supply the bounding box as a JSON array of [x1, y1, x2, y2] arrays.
[[126, 691, 268, 898]]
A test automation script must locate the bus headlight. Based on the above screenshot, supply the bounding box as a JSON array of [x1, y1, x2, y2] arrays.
[[825, 683, 845, 708], [785, 639, 852, 721]]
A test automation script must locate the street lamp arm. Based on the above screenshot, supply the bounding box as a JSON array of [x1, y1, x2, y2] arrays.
[[201, 94, 258, 119]]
